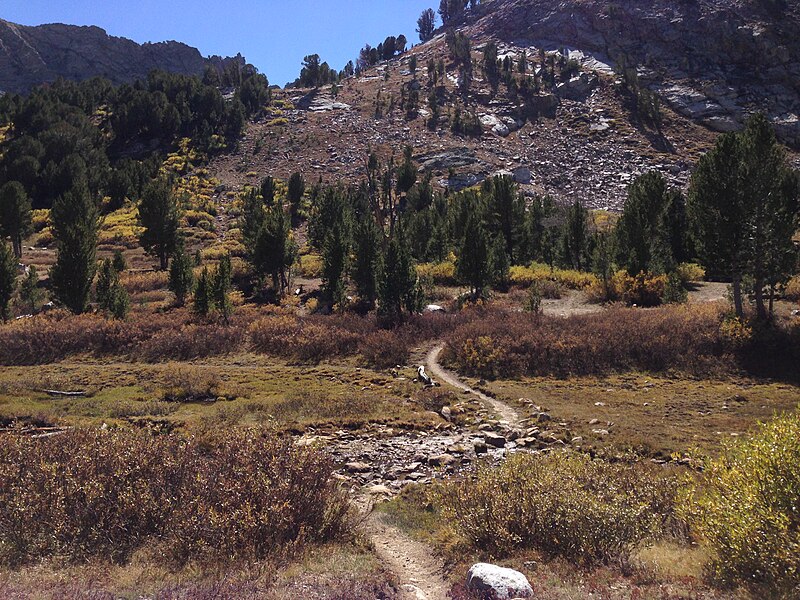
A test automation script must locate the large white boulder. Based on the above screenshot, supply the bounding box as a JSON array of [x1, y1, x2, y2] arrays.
[[466, 563, 533, 599]]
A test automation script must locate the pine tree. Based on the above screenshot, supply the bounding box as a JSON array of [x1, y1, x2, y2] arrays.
[[213, 254, 233, 324], [169, 244, 195, 307], [0, 241, 15, 322], [95, 258, 116, 309], [457, 213, 490, 298], [559, 200, 590, 271], [378, 231, 421, 326], [19, 265, 43, 314], [112, 249, 127, 273], [0, 181, 32, 259], [616, 172, 679, 276], [241, 187, 266, 250], [485, 174, 522, 260], [95, 257, 129, 318], [738, 113, 800, 318], [591, 231, 615, 301], [193, 266, 213, 317], [483, 42, 499, 87], [287, 172, 305, 224], [321, 221, 350, 308], [260, 176, 276, 207], [139, 177, 180, 270], [396, 146, 418, 196], [107, 282, 130, 320], [417, 8, 436, 42], [489, 235, 510, 291], [352, 214, 382, 310], [51, 181, 100, 314], [253, 205, 296, 296], [686, 114, 799, 319]]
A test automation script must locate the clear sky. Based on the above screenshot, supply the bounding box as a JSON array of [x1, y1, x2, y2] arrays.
[[2, 0, 436, 86]]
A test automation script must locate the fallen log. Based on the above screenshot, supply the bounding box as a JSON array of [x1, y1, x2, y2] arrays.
[[40, 389, 87, 397]]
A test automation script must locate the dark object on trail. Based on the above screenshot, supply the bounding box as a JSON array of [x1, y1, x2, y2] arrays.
[[417, 365, 435, 386]]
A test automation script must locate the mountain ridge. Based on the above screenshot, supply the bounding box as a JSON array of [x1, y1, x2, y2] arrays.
[[0, 18, 241, 94]]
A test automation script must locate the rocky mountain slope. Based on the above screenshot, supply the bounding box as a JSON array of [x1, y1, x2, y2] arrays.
[[209, 0, 799, 211], [468, 0, 800, 145], [0, 19, 236, 94]]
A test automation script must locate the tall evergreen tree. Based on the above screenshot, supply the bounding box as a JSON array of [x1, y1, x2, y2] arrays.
[[0, 241, 15, 321], [417, 8, 436, 42], [457, 213, 490, 298], [378, 230, 421, 326], [396, 146, 418, 196], [483, 42, 499, 87], [591, 231, 616, 301], [489, 235, 510, 290], [213, 254, 233, 324], [738, 113, 800, 318], [169, 243, 195, 307], [352, 214, 382, 310], [519, 194, 556, 264], [260, 176, 276, 207], [193, 266, 213, 317], [241, 187, 266, 250], [688, 114, 798, 319], [321, 221, 350, 308], [253, 205, 296, 296], [559, 200, 590, 271], [616, 171, 684, 276], [287, 172, 305, 224], [485, 174, 523, 260], [95, 258, 117, 309], [688, 132, 749, 316], [51, 181, 100, 314], [0, 181, 32, 258], [139, 177, 180, 270]]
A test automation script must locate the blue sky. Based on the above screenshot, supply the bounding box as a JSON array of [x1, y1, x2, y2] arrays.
[[2, 0, 436, 86]]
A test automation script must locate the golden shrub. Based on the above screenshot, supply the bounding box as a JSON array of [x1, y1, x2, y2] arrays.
[[435, 452, 678, 564], [679, 411, 800, 593]]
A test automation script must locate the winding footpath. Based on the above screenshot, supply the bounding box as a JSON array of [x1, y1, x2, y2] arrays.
[[426, 344, 522, 427], [363, 343, 523, 599]]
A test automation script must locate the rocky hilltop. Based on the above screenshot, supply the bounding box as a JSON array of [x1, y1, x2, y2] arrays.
[[0, 19, 235, 94], [467, 0, 800, 146], [208, 0, 798, 211]]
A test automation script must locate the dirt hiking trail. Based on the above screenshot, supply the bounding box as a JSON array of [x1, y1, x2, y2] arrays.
[[367, 512, 450, 600], [426, 344, 521, 427]]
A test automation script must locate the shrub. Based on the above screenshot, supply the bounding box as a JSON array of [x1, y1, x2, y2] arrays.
[[298, 253, 323, 278], [611, 270, 667, 306], [120, 271, 169, 294], [675, 262, 706, 284], [434, 452, 678, 564], [445, 304, 726, 378], [249, 315, 362, 362], [509, 263, 597, 290], [359, 328, 411, 368], [160, 363, 222, 401], [662, 271, 688, 304], [417, 260, 457, 286], [679, 411, 800, 594], [0, 428, 352, 566]]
